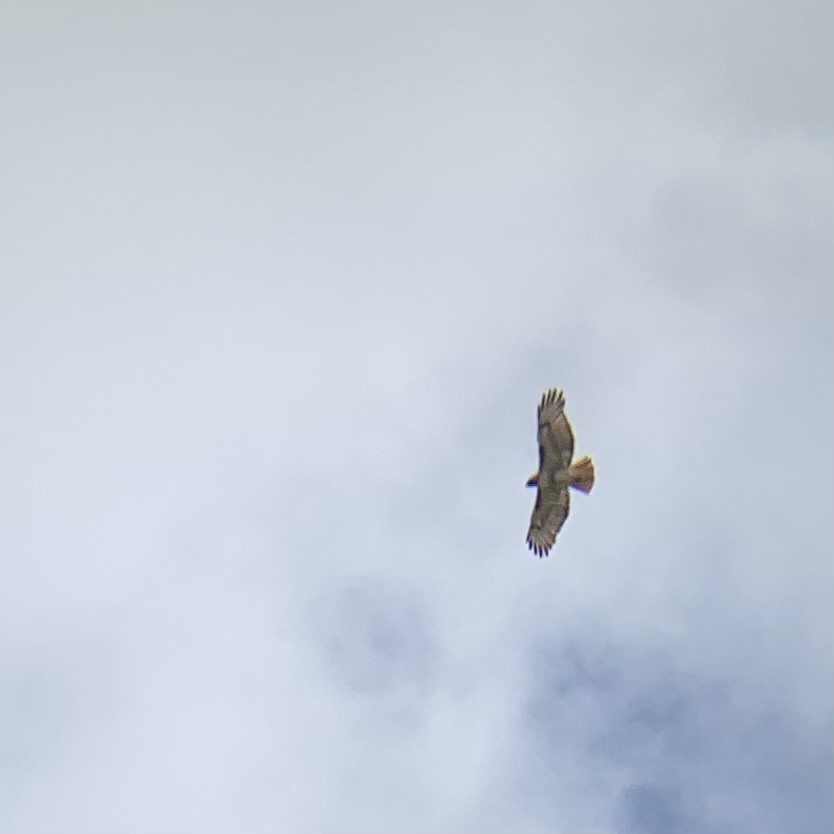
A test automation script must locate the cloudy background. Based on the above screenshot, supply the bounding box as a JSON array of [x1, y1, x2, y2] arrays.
[[1, 1, 832, 832]]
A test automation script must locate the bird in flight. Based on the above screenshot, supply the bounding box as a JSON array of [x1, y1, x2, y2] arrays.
[[525, 388, 595, 557]]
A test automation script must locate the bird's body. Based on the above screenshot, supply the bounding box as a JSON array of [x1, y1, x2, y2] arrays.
[[525, 388, 595, 557], [531, 468, 573, 491]]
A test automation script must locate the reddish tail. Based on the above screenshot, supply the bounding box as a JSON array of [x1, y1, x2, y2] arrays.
[[569, 455, 595, 494]]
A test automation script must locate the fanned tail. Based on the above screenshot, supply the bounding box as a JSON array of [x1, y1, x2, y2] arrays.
[[568, 455, 595, 494]]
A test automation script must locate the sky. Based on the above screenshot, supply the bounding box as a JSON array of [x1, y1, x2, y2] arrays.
[[1, 1, 832, 832]]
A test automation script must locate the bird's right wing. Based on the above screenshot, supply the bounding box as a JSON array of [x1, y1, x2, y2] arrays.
[[526, 486, 570, 558]]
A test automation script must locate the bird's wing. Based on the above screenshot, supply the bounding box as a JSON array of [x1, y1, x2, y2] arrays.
[[537, 388, 575, 472], [526, 487, 570, 558]]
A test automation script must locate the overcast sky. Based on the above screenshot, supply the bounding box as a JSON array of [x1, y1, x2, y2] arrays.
[[1, 1, 832, 832]]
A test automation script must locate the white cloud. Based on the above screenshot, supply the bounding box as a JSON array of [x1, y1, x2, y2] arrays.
[[1, 0, 831, 832]]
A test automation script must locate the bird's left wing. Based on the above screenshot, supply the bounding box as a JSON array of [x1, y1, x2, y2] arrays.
[[537, 388, 574, 471]]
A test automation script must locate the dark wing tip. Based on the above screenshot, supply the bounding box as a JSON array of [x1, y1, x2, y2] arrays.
[[539, 387, 565, 413], [527, 537, 550, 558]]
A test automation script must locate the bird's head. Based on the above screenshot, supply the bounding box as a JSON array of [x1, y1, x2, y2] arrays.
[[525, 472, 539, 488]]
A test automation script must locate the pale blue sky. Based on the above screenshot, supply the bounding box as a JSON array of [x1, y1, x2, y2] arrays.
[[1, 1, 832, 832]]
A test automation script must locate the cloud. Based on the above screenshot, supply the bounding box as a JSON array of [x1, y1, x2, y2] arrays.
[[1, 0, 831, 832]]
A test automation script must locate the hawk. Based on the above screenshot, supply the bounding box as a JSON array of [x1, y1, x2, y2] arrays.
[[525, 388, 595, 557]]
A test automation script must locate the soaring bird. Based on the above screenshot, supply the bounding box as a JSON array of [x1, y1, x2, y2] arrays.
[[525, 388, 595, 557]]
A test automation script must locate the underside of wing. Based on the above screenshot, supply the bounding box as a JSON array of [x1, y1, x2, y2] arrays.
[[526, 486, 570, 558], [537, 388, 574, 472]]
